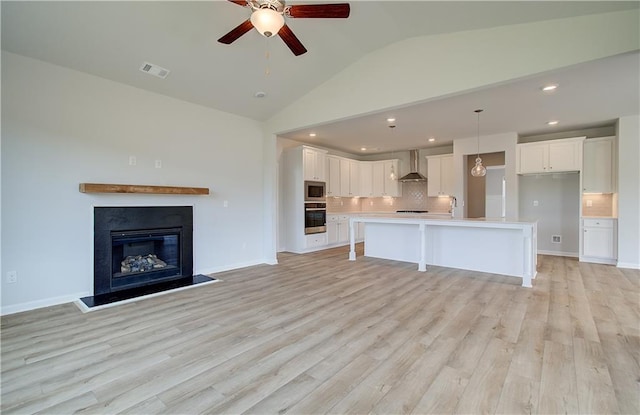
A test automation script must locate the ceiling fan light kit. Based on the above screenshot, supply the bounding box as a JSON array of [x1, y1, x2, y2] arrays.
[[218, 0, 350, 56], [250, 8, 284, 37]]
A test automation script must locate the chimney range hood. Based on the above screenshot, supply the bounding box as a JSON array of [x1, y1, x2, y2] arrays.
[[399, 149, 427, 182]]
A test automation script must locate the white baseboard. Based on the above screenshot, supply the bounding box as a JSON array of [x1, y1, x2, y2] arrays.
[[2, 291, 91, 316], [617, 262, 640, 270], [1, 258, 272, 316], [580, 256, 617, 265], [197, 259, 267, 276], [538, 250, 579, 258]]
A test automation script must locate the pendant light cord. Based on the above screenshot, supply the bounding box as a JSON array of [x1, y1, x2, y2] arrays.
[[475, 109, 483, 157]]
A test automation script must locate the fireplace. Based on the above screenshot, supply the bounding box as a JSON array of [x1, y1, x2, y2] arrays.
[[91, 206, 197, 300]]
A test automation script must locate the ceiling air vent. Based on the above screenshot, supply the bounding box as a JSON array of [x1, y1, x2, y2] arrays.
[[139, 62, 170, 79]]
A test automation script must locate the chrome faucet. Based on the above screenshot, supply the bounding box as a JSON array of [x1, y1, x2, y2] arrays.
[[450, 196, 457, 218]]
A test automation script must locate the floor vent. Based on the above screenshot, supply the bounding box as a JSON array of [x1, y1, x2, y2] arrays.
[[139, 62, 170, 79]]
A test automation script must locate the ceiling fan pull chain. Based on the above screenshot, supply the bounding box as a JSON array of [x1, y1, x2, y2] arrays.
[[264, 38, 271, 76]]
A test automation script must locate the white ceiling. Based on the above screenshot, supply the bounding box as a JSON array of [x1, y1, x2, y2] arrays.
[[3, 1, 639, 154]]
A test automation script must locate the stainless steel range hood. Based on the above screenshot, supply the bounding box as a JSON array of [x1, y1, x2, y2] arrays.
[[399, 149, 427, 182]]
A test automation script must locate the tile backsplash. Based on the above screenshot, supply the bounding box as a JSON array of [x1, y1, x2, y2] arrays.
[[582, 193, 614, 217], [327, 182, 452, 214]]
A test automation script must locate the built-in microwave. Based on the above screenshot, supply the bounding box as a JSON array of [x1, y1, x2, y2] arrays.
[[304, 181, 326, 202]]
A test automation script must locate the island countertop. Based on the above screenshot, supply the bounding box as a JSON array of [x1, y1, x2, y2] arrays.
[[348, 214, 538, 287]]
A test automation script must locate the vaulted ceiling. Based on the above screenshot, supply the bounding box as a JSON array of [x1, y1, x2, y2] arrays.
[[3, 1, 638, 153]]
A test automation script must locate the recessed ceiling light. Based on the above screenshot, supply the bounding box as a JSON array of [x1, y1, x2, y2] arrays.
[[254, 91, 267, 98], [386, 118, 396, 123], [309, 133, 316, 137], [547, 120, 559, 126], [542, 84, 558, 92], [360, 147, 367, 151], [428, 137, 436, 142]]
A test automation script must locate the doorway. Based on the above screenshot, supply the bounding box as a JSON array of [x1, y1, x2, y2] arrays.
[[466, 152, 505, 218]]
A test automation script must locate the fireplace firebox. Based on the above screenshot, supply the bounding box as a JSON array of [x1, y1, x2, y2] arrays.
[[93, 206, 194, 296]]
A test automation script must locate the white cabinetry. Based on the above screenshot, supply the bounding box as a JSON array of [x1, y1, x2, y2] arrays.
[[426, 154, 454, 196], [326, 156, 341, 197], [581, 218, 617, 265], [359, 162, 374, 197], [582, 137, 615, 193], [517, 137, 584, 174], [383, 161, 401, 197], [371, 161, 399, 197], [303, 147, 327, 181], [372, 162, 385, 197], [283, 145, 328, 254], [339, 159, 360, 197], [305, 233, 328, 249], [327, 214, 353, 246]]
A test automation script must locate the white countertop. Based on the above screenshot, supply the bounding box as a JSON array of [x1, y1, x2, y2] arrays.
[[349, 213, 536, 228]]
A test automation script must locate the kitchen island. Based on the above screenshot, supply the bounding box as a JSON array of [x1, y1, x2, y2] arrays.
[[348, 214, 537, 287]]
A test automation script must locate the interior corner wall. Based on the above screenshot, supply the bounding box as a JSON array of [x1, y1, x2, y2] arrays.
[[1, 52, 267, 314], [616, 114, 640, 269]]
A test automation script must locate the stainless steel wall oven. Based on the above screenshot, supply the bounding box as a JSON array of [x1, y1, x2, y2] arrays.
[[304, 202, 326, 234]]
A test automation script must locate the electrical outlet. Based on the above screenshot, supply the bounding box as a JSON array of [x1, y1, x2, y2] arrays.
[[129, 156, 136, 166], [155, 160, 162, 168], [6, 271, 17, 284], [552, 235, 562, 243], [223, 200, 228, 208]]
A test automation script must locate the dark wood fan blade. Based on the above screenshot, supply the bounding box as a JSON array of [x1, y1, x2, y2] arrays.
[[279, 24, 307, 56], [218, 19, 254, 44], [287, 3, 350, 18], [227, 0, 248, 6]]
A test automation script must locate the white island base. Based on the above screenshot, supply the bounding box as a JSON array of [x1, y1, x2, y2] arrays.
[[349, 216, 537, 287]]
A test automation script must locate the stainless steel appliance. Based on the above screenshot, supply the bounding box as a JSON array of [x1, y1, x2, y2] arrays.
[[304, 181, 326, 202], [304, 202, 326, 234]]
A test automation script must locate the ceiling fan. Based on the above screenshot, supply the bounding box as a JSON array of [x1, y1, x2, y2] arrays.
[[218, 0, 350, 56]]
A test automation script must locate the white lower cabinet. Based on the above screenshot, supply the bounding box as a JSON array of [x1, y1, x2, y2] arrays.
[[581, 218, 617, 265], [327, 214, 363, 246], [305, 233, 327, 249]]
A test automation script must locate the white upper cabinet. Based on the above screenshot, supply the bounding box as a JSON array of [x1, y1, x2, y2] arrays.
[[427, 154, 454, 196], [326, 156, 341, 197], [359, 162, 374, 197], [517, 137, 584, 174], [303, 147, 327, 181], [365, 160, 399, 197], [372, 162, 385, 197], [339, 159, 360, 197], [582, 136, 615, 193], [383, 160, 400, 197]]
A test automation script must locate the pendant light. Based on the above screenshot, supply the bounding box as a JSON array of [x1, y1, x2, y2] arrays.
[[471, 109, 487, 177], [388, 122, 397, 180]]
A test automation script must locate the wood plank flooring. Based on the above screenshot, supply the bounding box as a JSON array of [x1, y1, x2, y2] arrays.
[[2, 245, 639, 414]]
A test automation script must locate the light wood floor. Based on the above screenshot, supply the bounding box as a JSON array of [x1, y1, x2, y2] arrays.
[[2, 245, 639, 414]]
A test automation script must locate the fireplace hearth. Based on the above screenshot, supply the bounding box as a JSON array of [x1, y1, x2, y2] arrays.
[[81, 206, 215, 308]]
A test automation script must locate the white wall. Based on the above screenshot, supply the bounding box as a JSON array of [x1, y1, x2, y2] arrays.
[[617, 115, 640, 269], [266, 9, 639, 135], [1, 52, 267, 314], [519, 173, 581, 256]]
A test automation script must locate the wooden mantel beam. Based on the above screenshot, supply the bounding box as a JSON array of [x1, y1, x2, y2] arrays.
[[79, 183, 209, 195]]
